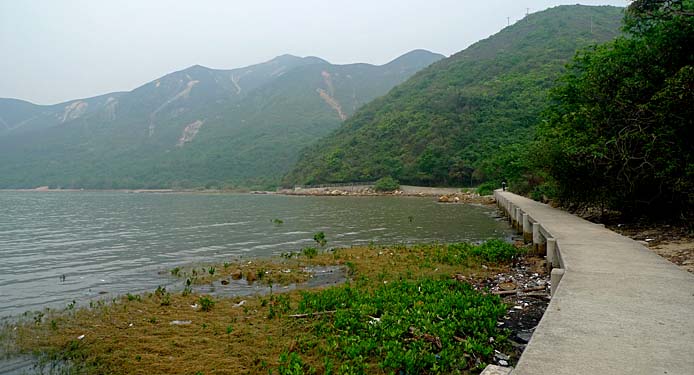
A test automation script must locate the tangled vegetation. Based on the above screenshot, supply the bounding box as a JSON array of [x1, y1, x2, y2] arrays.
[[3, 240, 524, 374], [535, 0, 694, 217]]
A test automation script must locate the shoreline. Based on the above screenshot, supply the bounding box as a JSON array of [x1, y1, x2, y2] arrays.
[[1, 185, 497, 204], [2, 241, 539, 374]]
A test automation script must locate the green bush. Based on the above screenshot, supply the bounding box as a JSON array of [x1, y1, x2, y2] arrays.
[[374, 176, 400, 192], [293, 278, 507, 373], [471, 239, 522, 263], [430, 240, 521, 265], [198, 296, 215, 312], [476, 182, 497, 196]]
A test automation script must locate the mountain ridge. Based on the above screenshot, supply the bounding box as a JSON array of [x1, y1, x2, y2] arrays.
[[284, 5, 624, 187], [0, 49, 444, 189]]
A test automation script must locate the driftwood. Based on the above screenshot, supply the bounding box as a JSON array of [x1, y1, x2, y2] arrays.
[[492, 286, 546, 295], [288, 310, 337, 318]]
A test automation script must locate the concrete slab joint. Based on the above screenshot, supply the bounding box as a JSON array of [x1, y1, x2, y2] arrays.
[[550, 268, 565, 297]]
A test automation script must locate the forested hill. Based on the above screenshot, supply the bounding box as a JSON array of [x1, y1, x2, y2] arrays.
[[284, 5, 624, 187], [0, 50, 442, 189]]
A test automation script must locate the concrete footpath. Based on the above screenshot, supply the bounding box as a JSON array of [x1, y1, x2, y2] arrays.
[[494, 190, 694, 375]]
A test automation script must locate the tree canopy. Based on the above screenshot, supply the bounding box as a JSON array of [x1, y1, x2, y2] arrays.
[[535, 0, 693, 217]]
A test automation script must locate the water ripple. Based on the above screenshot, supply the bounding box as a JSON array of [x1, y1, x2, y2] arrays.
[[0, 191, 511, 317]]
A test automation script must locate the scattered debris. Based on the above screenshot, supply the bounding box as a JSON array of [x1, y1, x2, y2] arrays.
[[169, 320, 192, 325], [454, 255, 550, 366]]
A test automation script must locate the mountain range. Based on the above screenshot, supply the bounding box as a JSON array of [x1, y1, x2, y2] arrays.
[[285, 5, 624, 187], [0, 50, 443, 189], [1, 5, 627, 191]]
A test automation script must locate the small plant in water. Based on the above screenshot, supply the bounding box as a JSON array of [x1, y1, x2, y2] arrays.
[[208, 266, 215, 276], [272, 218, 284, 225], [313, 232, 327, 247], [170, 267, 181, 277]]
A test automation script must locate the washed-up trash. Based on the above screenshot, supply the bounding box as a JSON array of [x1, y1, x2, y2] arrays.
[[232, 300, 246, 308], [169, 320, 192, 325], [190, 303, 199, 309], [128, 323, 133, 327], [494, 350, 510, 361], [77, 334, 85, 340]]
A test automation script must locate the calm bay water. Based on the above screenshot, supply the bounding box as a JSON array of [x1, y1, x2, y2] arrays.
[[0, 191, 510, 318]]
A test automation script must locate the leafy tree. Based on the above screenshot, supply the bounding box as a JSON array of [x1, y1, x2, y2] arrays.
[[538, 0, 694, 217]]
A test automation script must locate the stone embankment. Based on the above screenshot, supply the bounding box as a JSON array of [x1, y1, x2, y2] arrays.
[[278, 185, 493, 204], [489, 190, 694, 375]]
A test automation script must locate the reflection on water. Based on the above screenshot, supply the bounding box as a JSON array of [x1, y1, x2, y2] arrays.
[[0, 191, 510, 317]]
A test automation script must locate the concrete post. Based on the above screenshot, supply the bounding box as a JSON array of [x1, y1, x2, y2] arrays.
[[516, 209, 523, 234], [546, 238, 557, 271], [511, 206, 518, 229], [550, 268, 565, 297], [533, 222, 546, 256], [522, 214, 532, 243]]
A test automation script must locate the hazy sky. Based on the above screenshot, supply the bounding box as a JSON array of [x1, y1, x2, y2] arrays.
[[1, 0, 627, 105]]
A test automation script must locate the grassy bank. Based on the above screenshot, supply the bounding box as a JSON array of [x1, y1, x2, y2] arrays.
[[3, 241, 525, 374]]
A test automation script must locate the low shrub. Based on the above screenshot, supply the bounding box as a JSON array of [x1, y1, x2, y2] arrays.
[[476, 182, 497, 196], [374, 176, 400, 192], [293, 278, 507, 373], [198, 296, 215, 312]]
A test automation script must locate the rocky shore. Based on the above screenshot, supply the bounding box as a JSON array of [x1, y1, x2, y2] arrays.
[[278, 184, 495, 204]]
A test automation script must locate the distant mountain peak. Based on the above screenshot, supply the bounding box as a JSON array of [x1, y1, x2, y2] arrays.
[[385, 49, 445, 68], [270, 54, 329, 65], [185, 64, 210, 70]]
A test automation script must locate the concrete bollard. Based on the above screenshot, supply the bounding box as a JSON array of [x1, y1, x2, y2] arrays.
[[522, 214, 532, 243], [516, 209, 524, 234], [533, 222, 546, 256], [550, 268, 565, 297], [546, 238, 557, 271]]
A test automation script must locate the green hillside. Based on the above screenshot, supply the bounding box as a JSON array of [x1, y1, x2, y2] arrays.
[[0, 50, 442, 189], [284, 5, 624, 187]]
